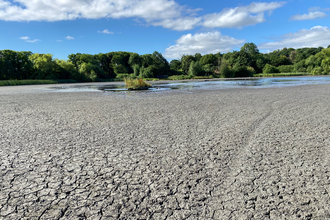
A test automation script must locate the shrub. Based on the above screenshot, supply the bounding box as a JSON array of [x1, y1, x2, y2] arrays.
[[188, 61, 204, 76], [263, 64, 280, 73], [311, 67, 324, 75], [132, 64, 141, 77], [233, 65, 253, 77], [219, 59, 234, 78], [124, 78, 152, 90], [139, 65, 156, 78], [278, 65, 294, 73]]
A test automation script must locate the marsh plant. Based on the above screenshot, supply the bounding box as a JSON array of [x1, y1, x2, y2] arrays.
[[124, 78, 152, 90]]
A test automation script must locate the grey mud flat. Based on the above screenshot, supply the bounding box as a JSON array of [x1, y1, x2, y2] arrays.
[[0, 83, 330, 220]]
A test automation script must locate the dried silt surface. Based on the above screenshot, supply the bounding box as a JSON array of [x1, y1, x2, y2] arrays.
[[0, 84, 330, 219]]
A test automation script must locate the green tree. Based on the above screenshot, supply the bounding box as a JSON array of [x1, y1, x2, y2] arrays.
[[321, 57, 330, 74], [278, 65, 294, 73], [129, 53, 142, 67], [96, 53, 115, 78], [54, 59, 79, 79], [219, 59, 234, 78], [152, 51, 170, 76], [188, 61, 204, 76], [263, 64, 280, 74], [170, 60, 181, 71], [181, 55, 195, 74], [240, 42, 259, 57], [29, 53, 56, 79]]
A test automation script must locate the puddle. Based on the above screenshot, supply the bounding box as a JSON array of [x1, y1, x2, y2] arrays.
[[50, 76, 330, 93]]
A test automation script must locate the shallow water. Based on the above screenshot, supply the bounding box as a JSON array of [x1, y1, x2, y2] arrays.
[[51, 76, 330, 92]]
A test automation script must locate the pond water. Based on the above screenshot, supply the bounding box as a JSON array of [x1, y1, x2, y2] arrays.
[[51, 76, 330, 93]]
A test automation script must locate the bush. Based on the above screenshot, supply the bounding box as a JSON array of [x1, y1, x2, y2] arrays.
[[139, 65, 156, 78], [311, 67, 324, 75], [188, 61, 204, 76], [124, 78, 152, 90], [263, 64, 280, 73], [132, 64, 141, 77], [219, 60, 234, 78], [278, 65, 294, 73], [233, 65, 253, 77]]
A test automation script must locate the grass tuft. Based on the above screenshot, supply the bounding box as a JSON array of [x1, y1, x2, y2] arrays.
[[124, 78, 152, 90]]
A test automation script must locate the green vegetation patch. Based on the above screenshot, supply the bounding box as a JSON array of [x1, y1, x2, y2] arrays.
[[254, 73, 311, 77], [124, 78, 152, 90]]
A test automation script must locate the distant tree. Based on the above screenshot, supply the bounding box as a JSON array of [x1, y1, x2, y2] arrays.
[[219, 59, 234, 78], [233, 64, 252, 77], [180, 55, 195, 74], [194, 53, 202, 61], [321, 57, 330, 74], [263, 64, 280, 74], [152, 51, 170, 76], [29, 53, 56, 79], [129, 53, 142, 67], [170, 60, 181, 71], [278, 65, 294, 73], [54, 59, 79, 79], [200, 54, 217, 66], [188, 61, 204, 76], [240, 43, 259, 57], [96, 53, 115, 78]]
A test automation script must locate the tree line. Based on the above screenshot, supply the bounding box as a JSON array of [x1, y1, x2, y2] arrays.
[[1, 43, 330, 81]]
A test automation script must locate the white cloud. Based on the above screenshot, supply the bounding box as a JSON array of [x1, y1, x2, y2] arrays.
[[151, 17, 202, 31], [309, 7, 321, 12], [65, 36, 74, 40], [0, 0, 182, 21], [203, 2, 286, 28], [98, 29, 114, 34], [259, 26, 330, 50], [164, 31, 245, 59], [0, 0, 286, 31], [291, 11, 327, 21], [20, 36, 40, 43]]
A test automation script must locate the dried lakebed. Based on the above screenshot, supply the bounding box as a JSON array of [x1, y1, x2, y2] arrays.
[[0, 83, 330, 219]]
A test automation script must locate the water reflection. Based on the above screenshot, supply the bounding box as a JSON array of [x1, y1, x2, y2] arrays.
[[51, 76, 330, 93]]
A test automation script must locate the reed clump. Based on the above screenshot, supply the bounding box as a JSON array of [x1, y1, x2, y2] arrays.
[[124, 78, 152, 90]]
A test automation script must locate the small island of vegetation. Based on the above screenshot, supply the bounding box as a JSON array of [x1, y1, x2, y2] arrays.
[[124, 78, 152, 90], [1, 43, 330, 86]]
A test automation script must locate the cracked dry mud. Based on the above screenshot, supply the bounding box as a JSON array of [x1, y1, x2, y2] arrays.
[[0, 84, 330, 220]]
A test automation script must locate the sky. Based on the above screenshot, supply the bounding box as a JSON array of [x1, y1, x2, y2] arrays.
[[0, 0, 330, 60]]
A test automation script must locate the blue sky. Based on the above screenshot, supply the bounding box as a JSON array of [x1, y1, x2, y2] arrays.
[[0, 0, 330, 60]]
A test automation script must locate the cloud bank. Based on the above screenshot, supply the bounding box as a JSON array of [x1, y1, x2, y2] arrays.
[[0, 0, 286, 31], [259, 26, 330, 50], [291, 11, 327, 21], [164, 31, 245, 59]]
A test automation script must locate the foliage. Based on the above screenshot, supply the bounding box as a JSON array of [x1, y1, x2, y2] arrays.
[[263, 64, 280, 74], [2, 44, 330, 83], [188, 61, 204, 76], [124, 78, 152, 90], [278, 65, 294, 73], [219, 59, 234, 78]]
